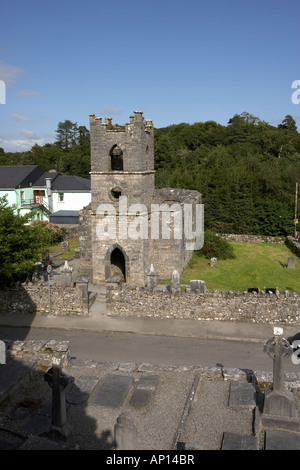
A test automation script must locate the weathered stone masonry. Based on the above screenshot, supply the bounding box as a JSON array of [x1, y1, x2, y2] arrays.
[[79, 111, 202, 287], [108, 288, 300, 325], [0, 282, 91, 316]]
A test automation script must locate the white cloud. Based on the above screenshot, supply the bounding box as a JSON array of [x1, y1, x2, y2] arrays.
[[0, 138, 47, 152], [12, 113, 33, 122], [18, 89, 42, 98], [0, 61, 25, 85], [100, 106, 123, 116], [19, 129, 40, 139]]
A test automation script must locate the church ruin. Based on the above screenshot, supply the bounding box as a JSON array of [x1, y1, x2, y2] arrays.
[[79, 111, 202, 287]]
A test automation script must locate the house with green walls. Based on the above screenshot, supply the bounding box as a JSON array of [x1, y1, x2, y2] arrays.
[[0, 165, 91, 222]]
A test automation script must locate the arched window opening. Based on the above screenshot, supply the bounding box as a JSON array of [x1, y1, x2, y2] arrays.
[[110, 145, 123, 171], [110, 247, 126, 282]]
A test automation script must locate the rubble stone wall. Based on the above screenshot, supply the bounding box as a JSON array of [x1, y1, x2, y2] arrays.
[[0, 283, 89, 316], [108, 288, 300, 325]]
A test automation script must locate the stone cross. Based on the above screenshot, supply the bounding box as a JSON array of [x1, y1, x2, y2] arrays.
[[263, 327, 292, 393], [43, 364, 74, 446], [262, 327, 299, 429]]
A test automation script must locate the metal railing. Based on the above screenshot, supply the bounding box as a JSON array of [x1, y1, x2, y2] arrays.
[[20, 197, 53, 214]]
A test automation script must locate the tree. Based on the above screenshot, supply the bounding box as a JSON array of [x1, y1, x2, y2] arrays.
[[278, 115, 298, 132], [55, 120, 78, 150], [0, 196, 64, 285]]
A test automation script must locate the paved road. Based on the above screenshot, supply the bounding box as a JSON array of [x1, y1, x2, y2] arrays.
[[2, 325, 300, 373]]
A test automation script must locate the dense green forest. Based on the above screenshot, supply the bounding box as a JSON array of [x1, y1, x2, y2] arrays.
[[1, 113, 300, 237]]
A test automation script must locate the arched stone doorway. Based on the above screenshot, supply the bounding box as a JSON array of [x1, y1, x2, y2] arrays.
[[105, 244, 129, 283]]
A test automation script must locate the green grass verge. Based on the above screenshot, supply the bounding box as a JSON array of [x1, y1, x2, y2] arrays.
[[181, 241, 300, 293], [41, 237, 79, 259]]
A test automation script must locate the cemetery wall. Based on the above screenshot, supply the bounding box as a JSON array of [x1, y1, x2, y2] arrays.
[[0, 283, 89, 316], [218, 234, 285, 244], [3, 339, 70, 368], [108, 288, 300, 325]]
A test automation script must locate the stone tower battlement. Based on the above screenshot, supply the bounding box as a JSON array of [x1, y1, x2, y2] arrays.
[[89, 111, 154, 174]]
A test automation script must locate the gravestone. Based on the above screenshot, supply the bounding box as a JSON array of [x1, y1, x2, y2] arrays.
[[114, 412, 137, 450], [170, 270, 180, 294], [262, 327, 300, 431], [146, 264, 158, 291], [210, 257, 217, 267], [60, 260, 73, 287], [61, 241, 70, 253], [190, 280, 205, 293], [287, 257, 296, 268], [90, 374, 134, 408], [75, 277, 90, 314], [42, 364, 75, 447]]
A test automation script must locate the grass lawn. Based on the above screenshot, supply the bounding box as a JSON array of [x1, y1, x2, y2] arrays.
[[41, 237, 79, 259], [180, 241, 300, 293]]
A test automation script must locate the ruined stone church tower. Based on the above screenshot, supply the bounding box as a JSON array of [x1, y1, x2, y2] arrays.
[[79, 111, 202, 287]]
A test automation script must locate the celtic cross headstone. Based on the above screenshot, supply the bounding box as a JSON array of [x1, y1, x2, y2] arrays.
[[262, 327, 300, 431], [42, 364, 75, 446]]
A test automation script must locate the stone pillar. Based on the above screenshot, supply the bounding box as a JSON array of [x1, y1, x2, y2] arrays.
[[75, 277, 90, 315], [146, 264, 158, 291], [60, 260, 73, 287], [114, 412, 137, 450], [170, 270, 180, 294]]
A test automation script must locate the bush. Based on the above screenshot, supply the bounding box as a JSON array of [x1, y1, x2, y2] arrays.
[[31, 221, 66, 246], [196, 230, 235, 260]]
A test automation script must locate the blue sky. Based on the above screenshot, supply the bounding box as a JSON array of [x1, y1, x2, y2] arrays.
[[0, 0, 299, 152]]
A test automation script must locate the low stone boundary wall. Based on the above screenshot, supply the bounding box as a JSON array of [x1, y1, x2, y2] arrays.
[[108, 288, 300, 325], [218, 233, 285, 244], [3, 339, 70, 368], [286, 236, 300, 258], [0, 281, 91, 316]]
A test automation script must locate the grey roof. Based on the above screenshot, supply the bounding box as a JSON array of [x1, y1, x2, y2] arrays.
[[0, 165, 44, 189], [33, 173, 91, 191], [0, 166, 90, 192]]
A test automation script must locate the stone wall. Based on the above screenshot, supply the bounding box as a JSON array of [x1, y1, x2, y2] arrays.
[[286, 236, 300, 257], [108, 287, 300, 325], [3, 339, 70, 368], [218, 234, 285, 244], [0, 282, 91, 316]]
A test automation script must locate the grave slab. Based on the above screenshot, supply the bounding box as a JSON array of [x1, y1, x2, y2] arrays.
[[67, 375, 99, 404], [229, 382, 257, 408], [222, 432, 259, 450], [265, 429, 300, 450], [21, 413, 51, 436], [90, 374, 134, 408], [129, 374, 159, 408], [0, 360, 35, 404]]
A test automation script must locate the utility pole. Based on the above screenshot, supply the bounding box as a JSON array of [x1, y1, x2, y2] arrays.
[[294, 182, 298, 238]]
